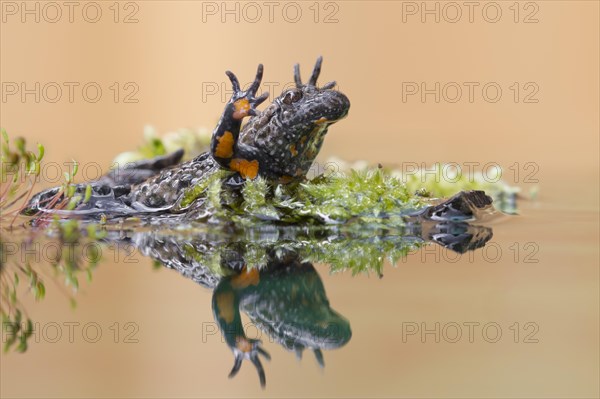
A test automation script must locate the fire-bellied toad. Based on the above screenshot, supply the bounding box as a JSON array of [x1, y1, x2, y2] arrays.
[[23, 57, 351, 217]]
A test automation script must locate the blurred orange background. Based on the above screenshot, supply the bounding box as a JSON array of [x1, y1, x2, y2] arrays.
[[1, 1, 598, 398]]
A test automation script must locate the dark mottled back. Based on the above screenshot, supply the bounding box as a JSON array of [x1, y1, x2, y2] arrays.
[[239, 58, 350, 180]]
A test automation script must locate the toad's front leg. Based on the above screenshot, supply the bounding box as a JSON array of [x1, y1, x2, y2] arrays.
[[210, 64, 269, 180]]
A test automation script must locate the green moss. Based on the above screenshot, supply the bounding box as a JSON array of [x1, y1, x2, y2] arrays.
[[177, 170, 226, 210], [190, 168, 426, 225], [110, 126, 524, 218], [328, 157, 523, 213], [288, 169, 423, 223], [239, 177, 281, 221]]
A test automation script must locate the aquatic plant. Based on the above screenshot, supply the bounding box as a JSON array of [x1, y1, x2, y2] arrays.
[[1, 130, 92, 227], [1, 130, 45, 226]]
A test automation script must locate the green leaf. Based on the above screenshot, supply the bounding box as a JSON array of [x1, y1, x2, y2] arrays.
[[71, 160, 79, 177], [35, 282, 45, 300], [16, 336, 28, 352], [37, 143, 45, 160], [14, 137, 25, 154], [1, 129, 8, 147], [66, 195, 82, 210], [24, 319, 34, 337], [83, 184, 92, 203]]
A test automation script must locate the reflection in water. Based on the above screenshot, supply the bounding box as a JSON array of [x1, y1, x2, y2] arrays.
[[212, 251, 351, 387], [1, 215, 492, 387]]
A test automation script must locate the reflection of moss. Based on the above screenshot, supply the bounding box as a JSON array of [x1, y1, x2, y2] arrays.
[[182, 241, 228, 277], [163, 224, 428, 278], [304, 231, 423, 276], [1, 222, 429, 353]]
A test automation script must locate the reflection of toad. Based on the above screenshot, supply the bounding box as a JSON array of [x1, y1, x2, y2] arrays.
[[103, 203, 493, 388], [0, 214, 495, 386], [212, 248, 351, 388]]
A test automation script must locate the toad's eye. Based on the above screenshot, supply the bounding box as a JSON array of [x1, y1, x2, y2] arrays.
[[282, 90, 303, 105]]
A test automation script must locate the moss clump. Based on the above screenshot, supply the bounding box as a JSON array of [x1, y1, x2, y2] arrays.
[[156, 164, 428, 225], [177, 170, 227, 210], [187, 168, 427, 225], [326, 157, 524, 214], [111, 127, 523, 219]]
